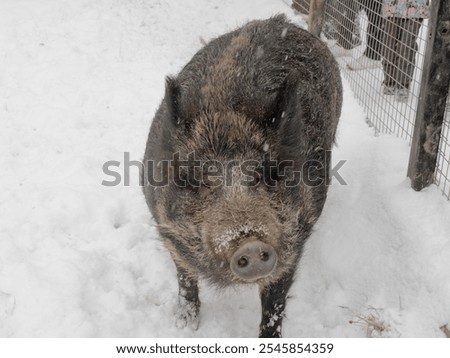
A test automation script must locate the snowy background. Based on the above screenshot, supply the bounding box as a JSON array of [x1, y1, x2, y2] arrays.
[[1, 0, 450, 337]]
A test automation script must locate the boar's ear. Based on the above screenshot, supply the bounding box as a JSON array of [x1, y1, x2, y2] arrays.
[[266, 73, 299, 129], [165, 76, 183, 126]]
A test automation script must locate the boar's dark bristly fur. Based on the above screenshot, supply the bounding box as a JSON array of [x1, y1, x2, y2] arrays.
[[143, 14, 342, 337]]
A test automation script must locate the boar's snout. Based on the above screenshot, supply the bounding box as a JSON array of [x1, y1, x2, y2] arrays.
[[230, 241, 277, 282]]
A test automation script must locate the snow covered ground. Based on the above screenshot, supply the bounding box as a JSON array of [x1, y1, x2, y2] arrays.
[[1, 0, 450, 338]]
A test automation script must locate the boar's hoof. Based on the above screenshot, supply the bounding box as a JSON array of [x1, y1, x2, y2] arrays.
[[230, 241, 277, 281], [175, 296, 200, 331]]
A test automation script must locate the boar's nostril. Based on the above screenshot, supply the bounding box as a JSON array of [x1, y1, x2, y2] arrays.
[[230, 241, 277, 281], [237, 256, 249, 268], [260, 251, 269, 262]]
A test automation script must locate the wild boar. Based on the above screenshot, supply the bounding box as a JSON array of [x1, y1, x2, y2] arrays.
[[142, 14, 342, 337]]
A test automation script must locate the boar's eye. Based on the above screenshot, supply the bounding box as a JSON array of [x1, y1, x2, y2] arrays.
[[197, 183, 212, 198], [252, 171, 262, 187], [259, 163, 281, 190], [193, 181, 222, 199], [179, 175, 216, 198]]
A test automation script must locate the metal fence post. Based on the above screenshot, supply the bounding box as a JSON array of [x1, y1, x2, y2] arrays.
[[407, 0, 450, 191]]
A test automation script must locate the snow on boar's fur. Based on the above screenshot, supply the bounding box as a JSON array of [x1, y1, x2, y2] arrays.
[[142, 14, 342, 337]]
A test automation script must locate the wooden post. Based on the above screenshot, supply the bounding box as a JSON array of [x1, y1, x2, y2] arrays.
[[407, 0, 450, 191], [308, 0, 327, 36]]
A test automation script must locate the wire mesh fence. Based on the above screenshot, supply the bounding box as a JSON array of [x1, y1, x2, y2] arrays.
[[291, 0, 450, 200], [436, 99, 450, 198]]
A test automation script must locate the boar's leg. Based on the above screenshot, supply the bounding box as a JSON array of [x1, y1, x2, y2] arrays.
[[174, 263, 201, 330], [259, 270, 295, 338]]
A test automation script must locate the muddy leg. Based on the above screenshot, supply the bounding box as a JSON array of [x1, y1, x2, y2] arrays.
[[259, 270, 295, 338], [174, 263, 201, 330]]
